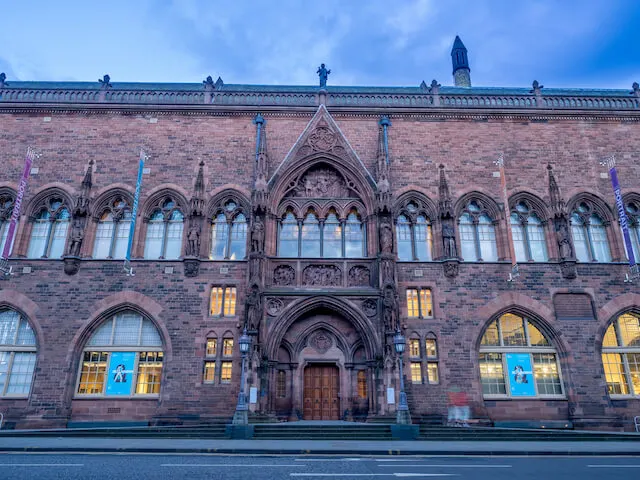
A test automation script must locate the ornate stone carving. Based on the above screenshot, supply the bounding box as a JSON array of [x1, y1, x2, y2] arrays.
[[556, 219, 574, 260], [185, 220, 201, 257], [309, 126, 336, 151], [560, 259, 577, 279], [273, 265, 296, 286], [362, 299, 377, 317], [382, 286, 399, 332], [442, 221, 457, 259], [266, 298, 284, 316], [310, 330, 333, 353], [67, 217, 85, 257], [379, 217, 393, 254], [302, 265, 342, 286], [250, 216, 265, 253], [443, 259, 459, 278], [293, 167, 349, 198], [183, 258, 200, 277], [380, 257, 394, 284], [63, 256, 81, 276], [348, 266, 370, 287], [245, 285, 262, 331]]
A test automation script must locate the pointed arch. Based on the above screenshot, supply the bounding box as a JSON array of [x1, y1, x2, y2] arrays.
[[393, 190, 438, 221], [454, 191, 502, 220], [293, 320, 350, 358], [567, 192, 615, 224], [206, 188, 250, 219], [508, 191, 550, 223], [141, 186, 189, 221], [24, 184, 74, 220]]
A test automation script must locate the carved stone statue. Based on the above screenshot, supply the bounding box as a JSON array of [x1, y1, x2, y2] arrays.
[[442, 222, 457, 258], [186, 221, 201, 257], [251, 217, 265, 253], [98, 74, 111, 89], [382, 287, 398, 331], [556, 220, 573, 260], [0, 72, 7, 88], [317, 63, 331, 88], [67, 218, 85, 257], [246, 286, 262, 331], [379, 218, 393, 254]]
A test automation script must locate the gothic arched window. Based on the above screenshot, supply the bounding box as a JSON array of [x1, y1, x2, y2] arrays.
[[277, 207, 366, 258], [570, 201, 611, 262], [210, 200, 247, 260], [27, 198, 71, 259], [93, 197, 132, 259], [623, 197, 640, 261], [76, 311, 163, 396], [144, 198, 184, 259], [479, 313, 564, 398], [394, 201, 434, 262], [0, 193, 15, 255], [510, 201, 548, 262], [0, 309, 37, 397], [601, 312, 640, 396], [458, 200, 498, 262]]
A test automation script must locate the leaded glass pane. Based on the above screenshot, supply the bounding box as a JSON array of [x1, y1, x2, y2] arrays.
[[532, 353, 562, 395], [164, 214, 184, 259], [223, 338, 234, 357], [136, 351, 163, 394], [406, 289, 419, 317], [112, 313, 141, 346], [409, 339, 420, 357], [410, 362, 422, 383], [0, 351, 9, 394], [113, 214, 131, 259], [419, 289, 433, 318], [511, 215, 527, 262], [224, 287, 236, 316], [602, 324, 618, 348], [589, 215, 611, 262], [345, 212, 363, 258], [479, 353, 506, 395], [144, 210, 165, 259], [140, 319, 162, 346], [229, 214, 247, 260], [221, 361, 232, 383], [627, 353, 640, 395], [210, 287, 223, 316], [478, 215, 498, 261], [27, 211, 50, 258], [527, 215, 548, 261], [6, 352, 36, 395], [480, 320, 500, 346], [602, 353, 629, 395], [0, 310, 20, 345], [88, 319, 113, 346], [527, 322, 549, 347], [414, 216, 432, 261], [49, 210, 70, 258], [459, 213, 477, 261], [427, 362, 439, 384], [618, 313, 640, 347], [500, 313, 526, 347], [301, 212, 320, 257], [93, 212, 114, 258], [16, 318, 36, 346], [571, 214, 590, 262], [323, 213, 342, 258], [279, 213, 299, 258], [396, 215, 412, 261], [211, 214, 229, 260], [425, 338, 437, 358], [204, 361, 216, 383], [77, 351, 108, 394], [0, 220, 11, 255]]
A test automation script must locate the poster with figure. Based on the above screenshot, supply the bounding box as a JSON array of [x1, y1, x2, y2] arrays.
[[505, 353, 536, 397], [106, 352, 136, 396]]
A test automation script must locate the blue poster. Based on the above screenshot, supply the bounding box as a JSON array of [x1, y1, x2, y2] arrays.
[[505, 353, 536, 397], [106, 352, 136, 396]]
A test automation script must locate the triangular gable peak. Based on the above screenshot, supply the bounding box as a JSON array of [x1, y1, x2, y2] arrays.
[[269, 105, 377, 193]]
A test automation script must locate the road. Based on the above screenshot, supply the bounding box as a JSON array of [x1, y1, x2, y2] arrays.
[[0, 453, 639, 479]]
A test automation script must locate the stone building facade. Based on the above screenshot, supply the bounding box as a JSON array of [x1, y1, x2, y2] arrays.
[[1, 41, 640, 430]]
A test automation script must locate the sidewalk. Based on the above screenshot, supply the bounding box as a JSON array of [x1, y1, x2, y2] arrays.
[[0, 436, 639, 456]]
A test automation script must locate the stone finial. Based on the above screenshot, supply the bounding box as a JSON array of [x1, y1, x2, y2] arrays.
[[190, 160, 205, 217], [98, 74, 112, 90], [420, 80, 428, 90], [0, 72, 6, 88], [203, 75, 215, 91], [632, 82, 640, 97], [547, 164, 565, 216], [81, 159, 94, 192], [438, 164, 453, 218], [531, 80, 544, 95], [214, 76, 224, 89], [429, 79, 441, 95]]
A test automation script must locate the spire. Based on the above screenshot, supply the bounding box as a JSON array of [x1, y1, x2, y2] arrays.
[[191, 160, 205, 216], [438, 164, 453, 218], [253, 114, 269, 214], [73, 160, 93, 217], [81, 159, 94, 194], [547, 164, 565, 217], [451, 36, 471, 87]]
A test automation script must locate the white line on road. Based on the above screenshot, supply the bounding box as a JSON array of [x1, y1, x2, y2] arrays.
[[588, 465, 640, 468], [0, 464, 84, 467], [379, 465, 512, 468], [162, 464, 305, 467], [290, 474, 458, 477]]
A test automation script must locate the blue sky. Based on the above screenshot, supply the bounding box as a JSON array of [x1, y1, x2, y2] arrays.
[[1, 0, 638, 88]]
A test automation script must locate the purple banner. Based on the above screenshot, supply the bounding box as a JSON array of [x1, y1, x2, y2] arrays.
[[2, 151, 33, 260], [609, 166, 637, 273]]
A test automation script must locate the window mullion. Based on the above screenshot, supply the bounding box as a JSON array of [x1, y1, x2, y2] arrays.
[[585, 224, 597, 261], [2, 352, 15, 396], [341, 220, 346, 258], [137, 318, 144, 346], [108, 220, 118, 259], [523, 221, 534, 261], [159, 221, 168, 259], [473, 221, 482, 261], [132, 353, 140, 396], [319, 220, 325, 257], [621, 353, 634, 395], [225, 221, 232, 259], [411, 224, 418, 261], [42, 219, 55, 258], [297, 219, 303, 257], [416, 288, 422, 319]]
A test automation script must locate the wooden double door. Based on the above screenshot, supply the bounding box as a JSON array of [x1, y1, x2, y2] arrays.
[[303, 364, 340, 420]]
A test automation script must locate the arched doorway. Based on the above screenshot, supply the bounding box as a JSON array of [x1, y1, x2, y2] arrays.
[[266, 303, 380, 421]]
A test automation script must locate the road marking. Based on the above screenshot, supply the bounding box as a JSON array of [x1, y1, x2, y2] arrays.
[[588, 465, 640, 468], [379, 464, 512, 468], [0, 464, 84, 467], [295, 458, 363, 462], [162, 464, 305, 467]]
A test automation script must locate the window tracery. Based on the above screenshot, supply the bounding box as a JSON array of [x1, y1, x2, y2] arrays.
[[27, 196, 71, 259]]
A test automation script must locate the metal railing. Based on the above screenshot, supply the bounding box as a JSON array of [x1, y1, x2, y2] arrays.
[[635, 416, 640, 433]]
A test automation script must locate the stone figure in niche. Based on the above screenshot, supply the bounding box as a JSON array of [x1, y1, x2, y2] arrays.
[[442, 222, 457, 258], [246, 286, 262, 331], [317, 63, 331, 88], [186, 221, 201, 257], [273, 265, 295, 286], [67, 218, 85, 257], [556, 221, 573, 260], [379, 218, 393, 254], [381, 258, 394, 284], [382, 287, 398, 332], [250, 217, 265, 253]]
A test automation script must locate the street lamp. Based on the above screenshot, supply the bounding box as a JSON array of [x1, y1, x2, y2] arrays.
[[232, 327, 252, 425], [393, 329, 411, 424]]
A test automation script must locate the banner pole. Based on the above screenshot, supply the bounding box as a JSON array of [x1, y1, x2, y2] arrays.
[[124, 150, 146, 276], [495, 153, 519, 281]]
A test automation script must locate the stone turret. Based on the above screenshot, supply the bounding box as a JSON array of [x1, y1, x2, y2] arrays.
[[451, 35, 471, 87]]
